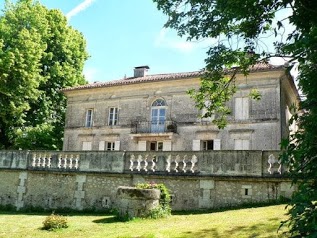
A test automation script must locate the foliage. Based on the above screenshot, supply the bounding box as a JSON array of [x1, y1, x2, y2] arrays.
[[0, 0, 88, 150], [42, 213, 68, 231], [153, 0, 317, 236], [136, 182, 171, 218]]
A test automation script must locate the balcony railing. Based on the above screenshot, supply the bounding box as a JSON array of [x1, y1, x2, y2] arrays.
[[131, 120, 177, 134]]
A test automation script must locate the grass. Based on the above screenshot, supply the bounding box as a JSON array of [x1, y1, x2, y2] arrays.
[[0, 204, 290, 238]]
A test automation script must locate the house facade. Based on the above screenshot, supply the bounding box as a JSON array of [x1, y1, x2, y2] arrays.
[[62, 64, 299, 152]]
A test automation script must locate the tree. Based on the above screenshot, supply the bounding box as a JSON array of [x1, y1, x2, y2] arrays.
[[0, 0, 88, 150], [153, 0, 317, 236]]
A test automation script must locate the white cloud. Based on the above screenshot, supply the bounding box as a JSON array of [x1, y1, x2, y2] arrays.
[[155, 28, 195, 53], [66, 0, 96, 20], [83, 67, 98, 83], [155, 28, 216, 53]]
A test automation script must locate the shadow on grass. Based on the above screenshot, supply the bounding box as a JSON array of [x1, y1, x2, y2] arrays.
[[172, 200, 288, 216], [92, 216, 120, 224], [179, 228, 222, 238], [177, 221, 287, 238]]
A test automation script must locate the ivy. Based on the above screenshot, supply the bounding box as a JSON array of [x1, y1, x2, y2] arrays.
[[136, 182, 171, 218]]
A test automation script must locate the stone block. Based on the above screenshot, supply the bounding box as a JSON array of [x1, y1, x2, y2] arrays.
[[200, 180, 214, 190]]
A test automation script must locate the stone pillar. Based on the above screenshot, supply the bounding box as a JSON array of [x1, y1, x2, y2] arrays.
[[16, 172, 28, 210], [199, 179, 214, 209], [74, 175, 86, 210]]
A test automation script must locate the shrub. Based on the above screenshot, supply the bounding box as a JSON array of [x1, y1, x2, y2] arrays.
[[42, 213, 68, 230]]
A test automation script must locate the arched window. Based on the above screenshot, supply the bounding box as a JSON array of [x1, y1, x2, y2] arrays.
[[152, 98, 166, 107], [151, 98, 166, 133]]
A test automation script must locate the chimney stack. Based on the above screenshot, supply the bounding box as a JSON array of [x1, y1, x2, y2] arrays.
[[134, 66, 149, 77]]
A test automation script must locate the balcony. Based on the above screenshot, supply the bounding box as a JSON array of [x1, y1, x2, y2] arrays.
[[131, 120, 177, 134]]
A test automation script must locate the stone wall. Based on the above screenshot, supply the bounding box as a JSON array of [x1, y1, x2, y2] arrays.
[[0, 150, 294, 211]]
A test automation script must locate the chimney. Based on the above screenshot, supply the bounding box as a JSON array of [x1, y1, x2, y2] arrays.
[[134, 65, 149, 77]]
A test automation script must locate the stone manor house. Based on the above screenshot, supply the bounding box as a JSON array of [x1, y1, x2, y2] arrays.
[[0, 63, 300, 211], [62, 64, 299, 152]]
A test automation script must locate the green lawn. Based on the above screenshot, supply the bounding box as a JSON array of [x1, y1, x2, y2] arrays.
[[0, 204, 290, 238]]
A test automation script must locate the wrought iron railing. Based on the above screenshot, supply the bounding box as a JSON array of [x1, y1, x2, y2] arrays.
[[130, 120, 177, 134]]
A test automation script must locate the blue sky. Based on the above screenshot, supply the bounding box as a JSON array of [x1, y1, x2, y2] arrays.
[[1, 0, 292, 83], [28, 0, 209, 82]]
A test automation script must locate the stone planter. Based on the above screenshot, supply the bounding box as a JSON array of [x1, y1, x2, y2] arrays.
[[115, 186, 160, 219]]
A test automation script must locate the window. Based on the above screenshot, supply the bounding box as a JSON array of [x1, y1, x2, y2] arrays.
[[242, 185, 252, 198], [201, 101, 214, 122], [192, 139, 221, 151], [235, 97, 249, 120], [99, 141, 120, 151], [152, 99, 166, 107], [149, 141, 163, 151], [106, 142, 115, 151], [108, 107, 118, 126], [82, 141, 92, 151], [85, 109, 93, 127], [151, 99, 166, 133], [202, 140, 214, 150]]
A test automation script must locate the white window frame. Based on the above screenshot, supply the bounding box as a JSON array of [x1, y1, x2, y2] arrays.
[[85, 109, 93, 127], [99, 141, 120, 151], [108, 107, 118, 126]]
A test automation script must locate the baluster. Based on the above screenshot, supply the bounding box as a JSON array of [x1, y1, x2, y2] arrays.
[[137, 155, 142, 171], [150, 156, 156, 172], [182, 155, 188, 173], [42, 153, 46, 168], [58, 154, 62, 168], [143, 154, 148, 171], [63, 155, 68, 169], [129, 154, 135, 171], [32, 153, 37, 167], [74, 155, 79, 169], [47, 154, 51, 168], [174, 155, 180, 173], [191, 155, 198, 173], [69, 154, 73, 169], [267, 154, 275, 174], [166, 155, 171, 172], [37, 153, 42, 167]]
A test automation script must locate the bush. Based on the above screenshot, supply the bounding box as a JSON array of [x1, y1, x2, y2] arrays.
[[42, 213, 68, 230]]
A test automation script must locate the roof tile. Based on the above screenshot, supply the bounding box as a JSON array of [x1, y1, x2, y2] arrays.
[[62, 63, 283, 92]]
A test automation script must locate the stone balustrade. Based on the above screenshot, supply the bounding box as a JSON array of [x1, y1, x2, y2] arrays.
[[0, 150, 284, 177]]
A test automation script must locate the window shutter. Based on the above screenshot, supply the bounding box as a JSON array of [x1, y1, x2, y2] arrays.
[[234, 139, 250, 150], [235, 97, 249, 120], [163, 141, 172, 151], [242, 139, 250, 150], [99, 141, 105, 151], [242, 97, 249, 119], [82, 141, 92, 151], [234, 139, 242, 150], [114, 141, 120, 151], [138, 141, 147, 151], [192, 140, 200, 151], [213, 139, 221, 150]]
